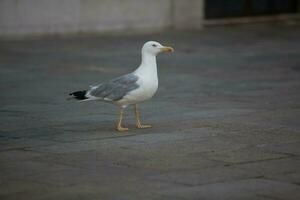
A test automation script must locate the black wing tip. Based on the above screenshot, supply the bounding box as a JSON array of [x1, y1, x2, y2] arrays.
[[69, 90, 88, 100]]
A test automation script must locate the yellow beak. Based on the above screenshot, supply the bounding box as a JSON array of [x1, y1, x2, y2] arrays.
[[160, 46, 174, 52]]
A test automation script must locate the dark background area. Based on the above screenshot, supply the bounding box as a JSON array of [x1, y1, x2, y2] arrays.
[[205, 0, 299, 19]]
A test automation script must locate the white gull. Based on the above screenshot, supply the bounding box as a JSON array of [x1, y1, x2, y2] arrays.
[[69, 41, 174, 131]]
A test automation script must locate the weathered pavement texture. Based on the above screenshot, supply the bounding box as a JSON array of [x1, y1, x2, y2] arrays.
[[1, 23, 300, 200]]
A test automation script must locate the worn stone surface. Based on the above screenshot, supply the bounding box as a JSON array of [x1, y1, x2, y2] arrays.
[[0, 23, 300, 199]]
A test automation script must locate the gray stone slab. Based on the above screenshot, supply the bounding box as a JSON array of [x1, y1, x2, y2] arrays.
[[257, 142, 300, 156], [0, 149, 44, 162], [200, 146, 289, 163], [0, 180, 55, 196], [150, 157, 300, 187], [266, 172, 300, 185], [149, 165, 257, 186], [1, 23, 300, 199], [235, 157, 300, 179], [161, 178, 300, 200], [0, 138, 60, 151], [0, 159, 79, 183]]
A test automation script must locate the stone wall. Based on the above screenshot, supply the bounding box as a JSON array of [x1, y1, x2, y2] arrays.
[[0, 0, 204, 36]]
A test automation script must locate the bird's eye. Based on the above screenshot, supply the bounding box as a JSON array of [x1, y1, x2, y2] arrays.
[[152, 44, 157, 47]]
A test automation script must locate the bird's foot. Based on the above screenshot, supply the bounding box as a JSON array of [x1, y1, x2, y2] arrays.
[[117, 126, 129, 132], [136, 124, 152, 129]]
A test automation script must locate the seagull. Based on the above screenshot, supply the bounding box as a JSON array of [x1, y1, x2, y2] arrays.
[[69, 41, 174, 131]]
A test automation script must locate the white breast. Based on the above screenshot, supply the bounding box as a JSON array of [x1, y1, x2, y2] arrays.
[[119, 75, 158, 106]]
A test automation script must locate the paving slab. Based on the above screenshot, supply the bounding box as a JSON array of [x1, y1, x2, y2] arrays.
[[160, 178, 300, 200], [1, 22, 300, 199]]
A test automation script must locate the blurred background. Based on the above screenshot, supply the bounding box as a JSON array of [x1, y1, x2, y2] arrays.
[[0, 0, 299, 37]]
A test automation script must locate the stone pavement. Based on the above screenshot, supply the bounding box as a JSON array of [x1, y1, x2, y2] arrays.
[[0, 23, 300, 200]]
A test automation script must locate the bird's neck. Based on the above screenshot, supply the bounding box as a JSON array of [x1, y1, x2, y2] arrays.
[[134, 53, 157, 78], [141, 52, 157, 66]]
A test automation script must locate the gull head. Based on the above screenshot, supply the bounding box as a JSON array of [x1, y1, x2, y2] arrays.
[[142, 41, 174, 56]]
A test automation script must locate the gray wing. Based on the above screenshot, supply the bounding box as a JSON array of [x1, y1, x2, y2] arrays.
[[88, 73, 139, 101]]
